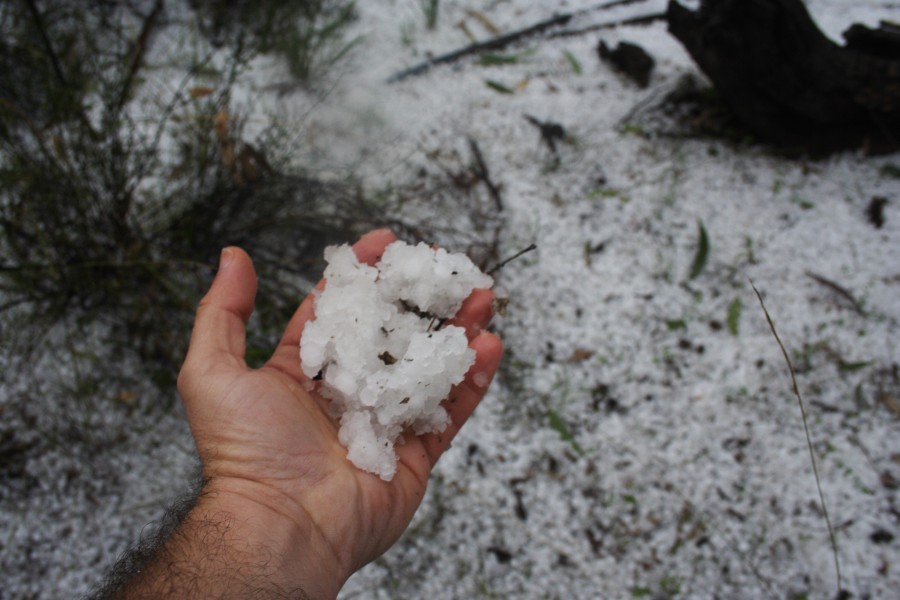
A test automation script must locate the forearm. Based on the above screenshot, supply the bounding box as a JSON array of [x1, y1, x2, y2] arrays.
[[93, 482, 344, 600], [111, 508, 308, 599]]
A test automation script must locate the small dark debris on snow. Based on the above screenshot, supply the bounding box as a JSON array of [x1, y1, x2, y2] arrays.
[[678, 338, 705, 354], [378, 351, 397, 365], [870, 528, 894, 544], [592, 383, 626, 414], [513, 492, 528, 521], [508, 478, 529, 521], [523, 114, 566, 154], [866, 196, 888, 228], [585, 528, 603, 554], [722, 436, 751, 450], [589, 240, 607, 254], [487, 545, 514, 563], [597, 40, 655, 87]]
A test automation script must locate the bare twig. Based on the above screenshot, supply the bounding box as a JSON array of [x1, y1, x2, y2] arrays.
[[804, 270, 865, 315], [548, 12, 667, 38], [388, 13, 571, 83], [116, 0, 164, 114], [468, 138, 503, 213], [387, 0, 652, 83], [24, 0, 67, 85], [488, 244, 537, 275], [750, 280, 843, 595], [523, 114, 566, 154]]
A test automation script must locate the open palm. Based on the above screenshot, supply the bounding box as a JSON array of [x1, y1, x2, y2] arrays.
[[176, 229, 503, 598]]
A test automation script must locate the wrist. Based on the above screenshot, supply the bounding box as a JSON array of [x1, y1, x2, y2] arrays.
[[108, 476, 346, 600], [191, 477, 347, 600]]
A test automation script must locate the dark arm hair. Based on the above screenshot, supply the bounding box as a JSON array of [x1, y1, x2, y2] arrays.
[[85, 474, 315, 600], [84, 475, 202, 600]]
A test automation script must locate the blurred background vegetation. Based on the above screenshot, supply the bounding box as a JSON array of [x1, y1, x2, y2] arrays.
[[0, 0, 405, 398]]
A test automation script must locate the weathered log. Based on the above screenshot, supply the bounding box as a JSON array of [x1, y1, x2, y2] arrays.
[[667, 0, 900, 153]]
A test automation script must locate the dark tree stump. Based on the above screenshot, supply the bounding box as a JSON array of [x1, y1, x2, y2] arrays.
[[667, 0, 900, 153], [844, 21, 900, 60]]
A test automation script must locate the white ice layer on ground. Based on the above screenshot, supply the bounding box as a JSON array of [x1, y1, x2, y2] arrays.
[[300, 241, 493, 480]]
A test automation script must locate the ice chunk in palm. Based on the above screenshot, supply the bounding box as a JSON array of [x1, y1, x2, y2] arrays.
[[378, 242, 493, 317], [300, 240, 493, 481]]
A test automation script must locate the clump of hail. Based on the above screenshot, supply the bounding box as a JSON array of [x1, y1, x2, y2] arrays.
[[299, 241, 493, 481]]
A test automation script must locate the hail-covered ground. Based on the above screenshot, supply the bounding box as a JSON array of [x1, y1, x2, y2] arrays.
[[2, 1, 899, 598]]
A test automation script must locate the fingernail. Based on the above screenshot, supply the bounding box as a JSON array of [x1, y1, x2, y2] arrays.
[[219, 248, 234, 270]]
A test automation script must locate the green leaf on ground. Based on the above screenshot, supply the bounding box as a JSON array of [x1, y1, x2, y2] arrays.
[[478, 48, 535, 66], [726, 297, 742, 336], [563, 50, 582, 74], [667, 319, 687, 331], [838, 360, 872, 373], [485, 79, 515, 94], [478, 53, 521, 66], [548, 408, 584, 455], [688, 220, 710, 280]]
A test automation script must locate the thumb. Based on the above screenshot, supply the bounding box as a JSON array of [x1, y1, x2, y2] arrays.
[[180, 247, 258, 381]]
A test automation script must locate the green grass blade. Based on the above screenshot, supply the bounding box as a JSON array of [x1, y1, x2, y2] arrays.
[[688, 220, 709, 280], [548, 408, 584, 455], [726, 297, 742, 336], [485, 79, 515, 94], [563, 50, 582, 74], [478, 52, 521, 66]]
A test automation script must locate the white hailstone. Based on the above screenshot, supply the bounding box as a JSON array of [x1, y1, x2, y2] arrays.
[[299, 240, 494, 481], [377, 242, 494, 317]]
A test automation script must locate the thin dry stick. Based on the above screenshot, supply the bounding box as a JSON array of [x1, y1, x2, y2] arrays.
[[488, 244, 537, 275], [804, 270, 865, 316], [468, 138, 504, 213], [750, 281, 842, 594], [116, 0, 164, 113], [24, 0, 67, 85], [387, 13, 572, 82], [548, 12, 667, 38], [386, 0, 651, 82]]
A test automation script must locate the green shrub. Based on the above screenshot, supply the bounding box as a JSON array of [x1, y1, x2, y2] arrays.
[[0, 0, 385, 393]]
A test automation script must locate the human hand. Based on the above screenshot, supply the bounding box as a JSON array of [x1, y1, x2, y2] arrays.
[[175, 229, 503, 599]]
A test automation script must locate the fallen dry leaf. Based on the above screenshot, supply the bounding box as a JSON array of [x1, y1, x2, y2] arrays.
[[567, 348, 595, 363], [188, 86, 214, 98]]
